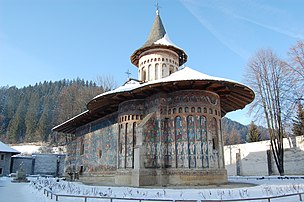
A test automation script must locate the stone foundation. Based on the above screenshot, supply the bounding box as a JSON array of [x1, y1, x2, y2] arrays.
[[115, 168, 227, 186]]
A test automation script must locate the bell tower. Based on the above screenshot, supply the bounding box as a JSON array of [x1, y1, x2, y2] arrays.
[[130, 9, 188, 82]]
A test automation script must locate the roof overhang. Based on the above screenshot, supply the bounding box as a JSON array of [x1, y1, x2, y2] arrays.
[[130, 44, 188, 67], [53, 78, 254, 134]]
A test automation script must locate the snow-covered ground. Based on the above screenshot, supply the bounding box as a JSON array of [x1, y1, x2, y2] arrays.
[[1, 176, 304, 202]]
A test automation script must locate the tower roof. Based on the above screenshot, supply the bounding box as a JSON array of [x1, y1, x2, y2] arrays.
[[143, 13, 166, 47], [130, 12, 187, 67]]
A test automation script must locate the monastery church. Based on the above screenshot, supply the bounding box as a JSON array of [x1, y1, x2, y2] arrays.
[[53, 9, 254, 186]]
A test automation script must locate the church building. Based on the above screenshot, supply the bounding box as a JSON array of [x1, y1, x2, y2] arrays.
[[53, 9, 254, 186]]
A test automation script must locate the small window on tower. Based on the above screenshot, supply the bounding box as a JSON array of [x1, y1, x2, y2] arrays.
[[197, 107, 201, 113], [98, 149, 102, 158], [185, 107, 189, 113], [119, 143, 123, 153], [191, 107, 195, 113], [80, 140, 84, 155], [0, 154, 4, 160], [0, 168, 3, 175]]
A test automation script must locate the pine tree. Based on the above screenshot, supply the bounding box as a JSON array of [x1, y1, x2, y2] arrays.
[[247, 121, 261, 142], [24, 90, 40, 142], [292, 103, 304, 136]]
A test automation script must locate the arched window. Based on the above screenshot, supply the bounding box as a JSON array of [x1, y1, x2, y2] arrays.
[[175, 116, 183, 168], [155, 63, 159, 80], [175, 116, 183, 143], [142, 67, 146, 81], [169, 65, 174, 75], [191, 107, 195, 113], [162, 64, 166, 77], [187, 115, 196, 168], [212, 118, 218, 150], [148, 64, 151, 80], [178, 107, 182, 113], [185, 107, 189, 113], [209, 108, 213, 114], [173, 108, 177, 114], [197, 107, 201, 113], [187, 116, 195, 141], [200, 116, 207, 141]]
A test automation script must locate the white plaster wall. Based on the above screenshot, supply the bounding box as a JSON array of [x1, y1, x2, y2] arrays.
[[224, 136, 304, 176], [138, 49, 178, 82]]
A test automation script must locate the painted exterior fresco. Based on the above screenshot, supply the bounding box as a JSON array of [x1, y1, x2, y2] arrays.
[[65, 113, 118, 178], [67, 89, 226, 185], [117, 100, 144, 169], [140, 90, 223, 171]]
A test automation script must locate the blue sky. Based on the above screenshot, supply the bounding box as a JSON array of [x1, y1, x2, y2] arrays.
[[0, 0, 303, 125]]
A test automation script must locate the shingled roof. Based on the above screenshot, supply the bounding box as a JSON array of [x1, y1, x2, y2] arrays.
[[143, 13, 166, 47]]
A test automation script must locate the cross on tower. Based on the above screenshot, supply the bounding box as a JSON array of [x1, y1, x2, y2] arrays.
[[125, 69, 131, 79], [155, 0, 161, 15]]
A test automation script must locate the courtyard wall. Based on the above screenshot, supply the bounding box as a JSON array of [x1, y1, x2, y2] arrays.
[[11, 154, 65, 176], [224, 136, 304, 176]]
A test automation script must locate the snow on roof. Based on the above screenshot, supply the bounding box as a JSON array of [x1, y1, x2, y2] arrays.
[[92, 79, 142, 99], [92, 66, 244, 101], [154, 34, 181, 49], [52, 110, 89, 131], [0, 141, 20, 154], [149, 66, 237, 84]]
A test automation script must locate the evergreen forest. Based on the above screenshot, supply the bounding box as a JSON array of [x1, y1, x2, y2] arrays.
[[0, 79, 107, 145]]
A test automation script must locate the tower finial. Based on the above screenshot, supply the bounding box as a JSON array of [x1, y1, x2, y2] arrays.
[[125, 69, 131, 79], [155, 0, 160, 15]]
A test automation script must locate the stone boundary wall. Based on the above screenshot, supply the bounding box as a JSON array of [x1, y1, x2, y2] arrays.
[[11, 154, 65, 176], [224, 136, 304, 176]]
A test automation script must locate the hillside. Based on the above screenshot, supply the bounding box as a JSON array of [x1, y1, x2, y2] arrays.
[[222, 117, 269, 145], [0, 79, 106, 144]]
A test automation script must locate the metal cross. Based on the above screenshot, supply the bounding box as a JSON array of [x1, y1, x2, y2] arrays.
[[125, 69, 131, 79], [155, 0, 161, 15]]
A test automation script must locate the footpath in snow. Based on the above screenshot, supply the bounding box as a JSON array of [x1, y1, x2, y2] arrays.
[[1, 176, 304, 202]]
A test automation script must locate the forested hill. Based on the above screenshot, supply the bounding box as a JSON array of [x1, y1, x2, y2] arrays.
[[0, 79, 106, 144], [0, 80, 264, 145]]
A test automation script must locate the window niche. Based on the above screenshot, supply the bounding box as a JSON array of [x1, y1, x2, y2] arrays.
[[98, 149, 102, 158], [80, 139, 85, 155]]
